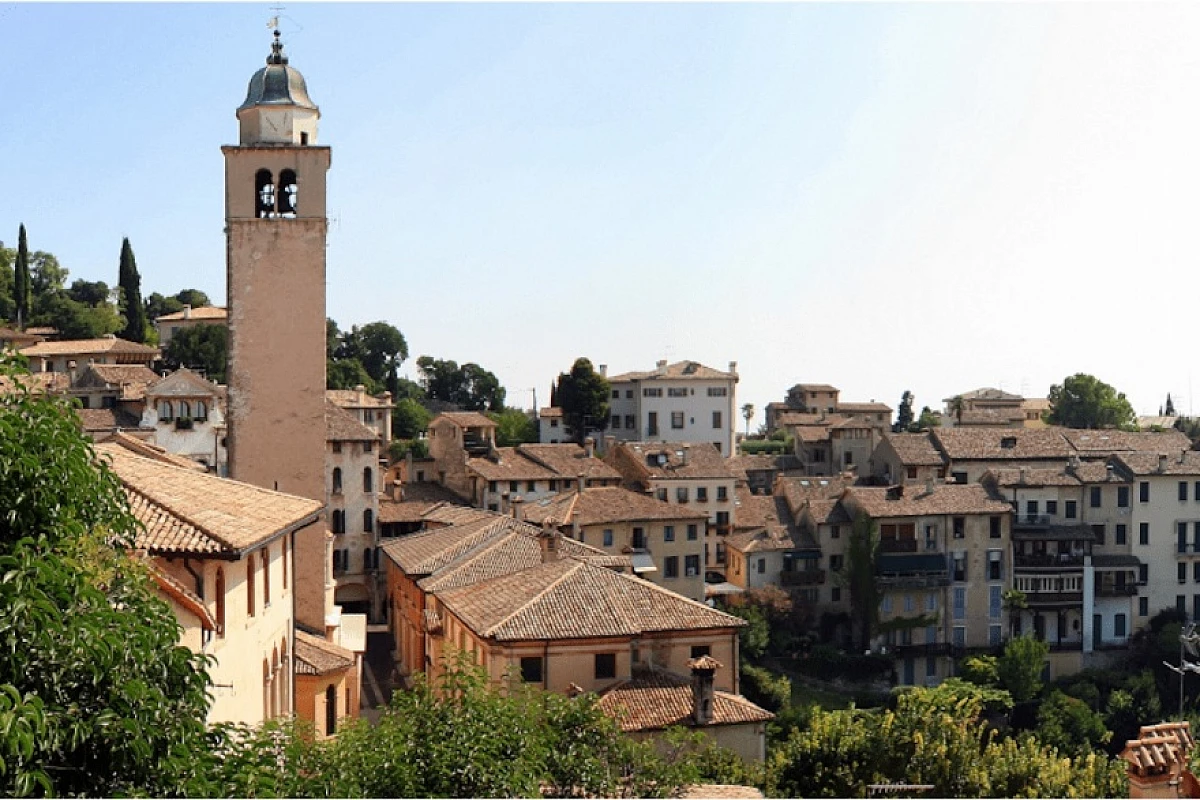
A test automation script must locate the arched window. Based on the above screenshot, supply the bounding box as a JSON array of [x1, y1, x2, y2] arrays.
[[363, 467, 373, 493], [332, 467, 342, 494], [281, 537, 288, 590], [255, 169, 276, 218], [194, 400, 208, 422], [363, 509, 374, 534], [331, 509, 345, 535], [325, 684, 337, 736], [157, 400, 173, 421], [177, 400, 191, 419], [215, 568, 226, 638], [279, 169, 298, 217], [262, 547, 270, 607], [247, 557, 256, 618]]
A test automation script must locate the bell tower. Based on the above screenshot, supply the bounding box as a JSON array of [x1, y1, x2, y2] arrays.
[[223, 29, 331, 631]]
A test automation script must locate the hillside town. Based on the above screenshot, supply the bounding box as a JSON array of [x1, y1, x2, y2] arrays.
[[6, 20, 1200, 800]]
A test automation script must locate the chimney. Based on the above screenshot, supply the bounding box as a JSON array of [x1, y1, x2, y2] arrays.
[[603, 434, 616, 454], [585, 436, 595, 459], [577, 471, 586, 494], [925, 476, 935, 495], [1019, 467, 1028, 485], [406, 449, 414, 479], [1159, 454, 1169, 473], [728, 361, 737, 375], [1182, 450, 1189, 465], [390, 480, 402, 502], [656, 359, 667, 376], [67, 359, 77, 385], [511, 496, 523, 521], [681, 444, 690, 466], [598, 364, 607, 378], [183, 304, 192, 319], [688, 656, 720, 726], [539, 517, 561, 563]]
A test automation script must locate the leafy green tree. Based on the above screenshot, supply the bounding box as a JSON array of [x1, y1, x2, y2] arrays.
[[1003, 588, 1027, 640], [0, 244, 14, 323], [39, 293, 123, 339], [997, 634, 1050, 703], [742, 403, 754, 436], [175, 288, 210, 308], [1047, 373, 1137, 430], [164, 324, 228, 383], [912, 405, 940, 431], [335, 321, 408, 393], [894, 391, 914, 432], [1036, 690, 1112, 757], [14, 224, 29, 329], [117, 238, 148, 343], [841, 512, 881, 653], [28, 250, 67, 300], [0, 355, 213, 796], [393, 396, 434, 440], [327, 357, 377, 393], [949, 395, 965, 425], [146, 292, 185, 321], [553, 357, 610, 443], [418, 356, 506, 411], [489, 407, 537, 447], [67, 278, 111, 306]]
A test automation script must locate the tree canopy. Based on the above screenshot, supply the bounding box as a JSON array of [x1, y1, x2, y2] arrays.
[[553, 357, 610, 443], [417, 356, 506, 412], [1047, 374, 1137, 430], [14, 224, 30, 329], [894, 391, 914, 432], [164, 324, 229, 383], [489, 407, 537, 447]]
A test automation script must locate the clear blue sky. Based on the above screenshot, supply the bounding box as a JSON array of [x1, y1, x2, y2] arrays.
[[3, 3, 1199, 423]]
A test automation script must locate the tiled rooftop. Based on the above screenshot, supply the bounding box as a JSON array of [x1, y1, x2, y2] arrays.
[[20, 336, 159, 357], [845, 484, 1012, 518], [294, 630, 355, 676], [610, 441, 734, 481], [597, 669, 773, 732], [523, 486, 708, 527], [608, 360, 737, 382], [154, 305, 227, 322], [326, 399, 377, 442], [882, 432, 947, 466]]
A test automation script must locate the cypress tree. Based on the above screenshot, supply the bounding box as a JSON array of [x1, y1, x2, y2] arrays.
[[14, 224, 29, 330], [117, 237, 147, 342]]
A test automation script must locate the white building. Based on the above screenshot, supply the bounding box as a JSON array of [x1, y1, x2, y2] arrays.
[[606, 360, 738, 456], [141, 367, 227, 473]]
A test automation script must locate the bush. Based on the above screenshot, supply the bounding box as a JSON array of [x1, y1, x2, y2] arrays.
[[742, 664, 792, 713]]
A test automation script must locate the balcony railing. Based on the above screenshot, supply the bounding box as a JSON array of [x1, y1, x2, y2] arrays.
[[1015, 553, 1085, 569], [1013, 514, 1053, 528], [1177, 542, 1200, 555], [1024, 591, 1083, 605], [879, 538, 918, 554], [1095, 584, 1138, 597], [780, 569, 826, 586], [877, 572, 951, 589]]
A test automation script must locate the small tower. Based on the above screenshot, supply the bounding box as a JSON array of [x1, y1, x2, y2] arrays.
[[223, 29, 332, 631]]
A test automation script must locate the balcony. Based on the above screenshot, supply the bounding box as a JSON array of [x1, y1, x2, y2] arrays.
[[1013, 514, 1053, 529], [1095, 584, 1138, 598], [1177, 542, 1200, 556], [877, 572, 950, 590], [1024, 591, 1083, 605], [879, 538, 918, 554], [780, 569, 826, 587], [1015, 553, 1085, 570]]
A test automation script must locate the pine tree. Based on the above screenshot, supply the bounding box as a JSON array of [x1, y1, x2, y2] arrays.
[[1166, 393, 1176, 417], [14, 224, 29, 330], [117, 238, 147, 342]]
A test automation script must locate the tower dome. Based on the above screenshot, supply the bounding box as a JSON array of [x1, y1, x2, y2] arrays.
[[236, 30, 320, 145]]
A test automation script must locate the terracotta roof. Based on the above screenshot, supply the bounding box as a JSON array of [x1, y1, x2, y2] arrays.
[[20, 336, 159, 358], [0, 327, 43, 344], [71, 364, 160, 400], [946, 388, 1024, 402], [836, 402, 892, 414], [597, 669, 772, 732], [608, 360, 737, 382], [1113, 451, 1200, 477], [0, 371, 70, 395], [792, 383, 839, 393], [955, 408, 1025, 426], [76, 407, 147, 432], [435, 558, 744, 641], [777, 475, 854, 517], [983, 468, 1082, 488], [775, 411, 844, 428], [726, 454, 802, 475], [149, 563, 217, 630], [378, 484, 471, 524], [383, 515, 514, 575], [433, 411, 496, 429], [326, 388, 392, 409], [845, 484, 1012, 518], [523, 486, 708, 527], [97, 443, 323, 556], [422, 505, 495, 527], [294, 630, 355, 676], [679, 786, 764, 799], [882, 433, 947, 467], [516, 444, 623, 481], [538, 407, 563, 418], [1121, 722, 1194, 774], [1062, 429, 1191, 455], [468, 448, 559, 481], [144, 367, 220, 399], [1071, 461, 1120, 483], [609, 442, 734, 481], [931, 428, 1073, 460], [326, 399, 377, 441], [105, 431, 207, 471], [804, 497, 852, 526], [154, 306, 227, 322]]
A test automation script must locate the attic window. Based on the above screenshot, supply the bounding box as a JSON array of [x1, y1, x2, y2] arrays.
[[1001, 437, 1017, 449]]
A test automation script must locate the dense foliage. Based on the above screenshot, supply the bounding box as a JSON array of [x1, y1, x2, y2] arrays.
[[417, 355, 506, 412], [164, 323, 230, 383], [118, 237, 148, 343], [552, 357, 610, 443], [1047, 373, 1137, 430]]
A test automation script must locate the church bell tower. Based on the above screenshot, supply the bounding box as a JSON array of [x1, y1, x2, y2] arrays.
[[224, 29, 331, 631]]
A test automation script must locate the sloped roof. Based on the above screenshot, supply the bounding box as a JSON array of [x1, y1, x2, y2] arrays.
[[1113, 450, 1200, 477], [149, 563, 217, 630], [72, 364, 160, 400], [1062, 429, 1191, 455], [20, 336, 159, 358], [983, 467, 1082, 488], [433, 411, 496, 429], [946, 388, 1024, 403], [76, 407, 147, 433], [597, 669, 773, 732], [105, 431, 207, 471], [326, 388, 392, 408], [882, 432, 947, 467], [0, 371, 70, 396], [378, 484, 471, 524], [776, 475, 853, 518], [326, 399, 377, 441], [435, 558, 744, 642], [931, 428, 1073, 460], [726, 454, 802, 476], [608, 360, 737, 382], [155, 306, 227, 322], [144, 367, 220, 399], [468, 448, 562, 481], [294, 630, 355, 676], [97, 443, 323, 556], [792, 383, 839, 393], [610, 442, 734, 481], [422, 504, 495, 527], [516, 443, 623, 481], [383, 515, 513, 575], [845, 484, 1012, 518], [523, 487, 708, 527], [836, 402, 892, 414]]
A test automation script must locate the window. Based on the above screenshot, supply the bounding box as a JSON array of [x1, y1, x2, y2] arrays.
[[632, 527, 646, 549], [177, 400, 191, 419], [668, 387, 688, 398], [690, 645, 711, 659], [829, 554, 844, 572], [925, 593, 938, 612], [989, 585, 1002, 619], [510, 481, 519, 494], [647, 412, 658, 437], [1116, 524, 1127, 546], [1065, 500, 1077, 519], [953, 626, 966, 647], [1182, 482, 1190, 502], [712, 411, 722, 429], [363, 509, 374, 533], [363, 441, 374, 454], [550, 419, 559, 428], [611, 415, 620, 428], [952, 517, 965, 539], [594, 653, 617, 680], [664, 525, 675, 542], [643, 388, 663, 398], [331, 441, 342, 454], [157, 400, 174, 421], [364, 468, 373, 493], [687, 524, 698, 541], [1140, 597, 1149, 617], [903, 594, 915, 613], [664, 556, 679, 578], [262, 548, 270, 606], [989, 625, 1003, 646], [707, 387, 727, 397], [671, 411, 685, 429], [603, 529, 614, 547], [657, 488, 668, 502], [520, 657, 544, 683], [625, 390, 633, 399], [951, 471, 967, 484], [1026, 500, 1039, 518], [195, 401, 208, 421], [331, 509, 345, 534], [1139, 564, 1149, 584], [831, 587, 841, 602], [488, 481, 498, 493], [332, 468, 342, 494], [757, 558, 766, 574], [926, 655, 937, 677], [1180, 595, 1188, 615], [831, 525, 840, 539], [685, 554, 701, 577], [1179, 562, 1187, 583], [716, 486, 728, 502], [907, 467, 918, 479], [1091, 524, 1105, 545], [988, 550, 1002, 580], [1090, 486, 1102, 508], [1195, 482, 1200, 502], [1118, 486, 1130, 508], [1140, 481, 1150, 502], [953, 589, 967, 620], [247, 558, 256, 618], [952, 552, 967, 582], [881, 596, 893, 614], [696, 487, 708, 502], [676, 487, 688, 503], [1046, 500, 1058, 515], [612, 389, 620, 399], [1115, 613, 1127, 638], [1181, 522, 1190, 553], [1140, 523, 1150, 546], [215, 568, 225, 637], [624, 415, 635, 429], [1192, 562, 1200, 584], [989, 516, 1001, 538]]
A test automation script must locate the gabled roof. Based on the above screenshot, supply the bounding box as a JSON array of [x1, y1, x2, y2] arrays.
[[1061, 428, 1191, 455], [378, 484, 471, 524], [836, 402, 892, 414], [432, 411, 496, 430], [96, 443, 323, 556], [522, 486, 708, 527], [945, 387, 1024, 403], [1113, 451, 1200, 477], [983, 467, 1082, 488], [791, 383, 839, 393], [516, 444, 623, 481], [731, 489, 815, 552], [294, 630, 355, 676], [20, 336, 159, 358], [154, 306, 227, 322], [434, 557, 744, 642], [844, 484, 1012, 518], [104, 431, 207, 471], [608, 360, 737, 382], [776, 475, 854, 518], [597, 669, 773, 732], [144, 367, 221, 399], [0, 371, 70, 396], [71, 364, 160, 400], [468, 448, 559, 481], [149, 563, 217, 630], [882, 432, 947, 467], [931, 428, 1073, 460], [77, 407, 148, 433], [609, 442, 734, 481], [326, 399, 377, 441]]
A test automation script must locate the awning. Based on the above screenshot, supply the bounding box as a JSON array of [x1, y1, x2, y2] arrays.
[[631, 553, 658, 573]]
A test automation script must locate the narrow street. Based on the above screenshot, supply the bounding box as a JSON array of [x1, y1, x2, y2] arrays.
[[359, 629, 396, 725]]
